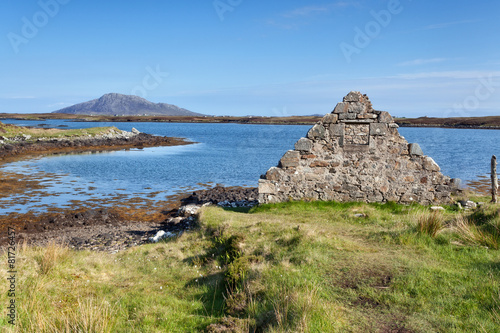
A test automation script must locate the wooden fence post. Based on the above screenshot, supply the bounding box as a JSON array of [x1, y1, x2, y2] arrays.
[[492, 155, 498, 203]]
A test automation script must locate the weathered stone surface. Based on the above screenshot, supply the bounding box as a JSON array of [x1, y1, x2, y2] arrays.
[[258, 91, 457, 205], [378, 111, 393, 123], [310, 160, 329, 168], [258, 179, 276, 194], [369, 123, 387, 136], [423, 156, 440, 171], [322, 113, 338, 124], [307, 124, 327, 140], [357, 113, 377, 119], [279, 150, 300, 168], [347, 102, 365, 113], [345, 124, 369, 145], [344, 91, 361, 102], [338, 113, 357, 120], [409, 143, 423, 156], [265, 167, 282, 181], [333, 103, 348, 114], [329, 124, 344, 137], [295, 138, 313, 152]]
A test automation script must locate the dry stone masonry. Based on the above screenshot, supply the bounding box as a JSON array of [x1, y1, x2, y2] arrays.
[[258, 91, 460, 205]]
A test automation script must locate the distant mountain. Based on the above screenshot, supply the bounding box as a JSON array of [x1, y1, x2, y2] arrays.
[[52, 93, 204, 116]]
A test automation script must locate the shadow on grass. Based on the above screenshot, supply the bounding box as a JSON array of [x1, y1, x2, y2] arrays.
[[185, 272, 227, 327]]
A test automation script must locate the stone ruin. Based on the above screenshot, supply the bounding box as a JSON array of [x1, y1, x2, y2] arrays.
[[258, 91, 460, 205]]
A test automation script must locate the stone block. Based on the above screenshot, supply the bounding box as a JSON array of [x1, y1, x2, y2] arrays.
[[409, 143, 423, 156], [310, 160, 329, 168], [423, 156, 440, 171], [369, 123, 387, 136], [279, 150, 300, 168], [322, 113, 338, 124], [258, 180, 276, 194], [338, 113, 357, 120], [357, 113, 377, 119], [265, 167, 282, 181], [347, 102, 365, 113], [307, 124, 327, 140], [295, 138, 313, 152], [333, 102, 348, 114], [378, 111, 393, 123], [329, 124, 344, 137]]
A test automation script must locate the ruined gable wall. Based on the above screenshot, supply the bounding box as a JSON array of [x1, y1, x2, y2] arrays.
[[258, 92, 459, 204]]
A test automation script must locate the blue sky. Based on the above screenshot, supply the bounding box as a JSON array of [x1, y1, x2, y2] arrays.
[[0, 0, 499, 117]]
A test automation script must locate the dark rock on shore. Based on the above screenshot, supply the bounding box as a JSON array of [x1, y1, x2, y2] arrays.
[[181, 186, 258, 207], [0, 186, 259, 253]]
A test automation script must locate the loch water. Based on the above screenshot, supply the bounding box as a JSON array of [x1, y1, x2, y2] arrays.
[[2, 119, 500, 214]]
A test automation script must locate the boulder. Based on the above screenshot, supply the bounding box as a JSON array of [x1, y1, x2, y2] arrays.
[[178, 204, 202, 217]]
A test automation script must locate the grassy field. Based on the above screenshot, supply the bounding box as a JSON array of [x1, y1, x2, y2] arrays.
[[1, 199, 500, 332]]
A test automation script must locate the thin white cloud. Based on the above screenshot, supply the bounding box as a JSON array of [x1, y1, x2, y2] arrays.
[[396, 58, 448, 67], [267, 2, 359, 29], [391, 70, 500, 80], [1, 95, 36, 99], [282, 2, 357, 18], [420, 19, 479, 31]]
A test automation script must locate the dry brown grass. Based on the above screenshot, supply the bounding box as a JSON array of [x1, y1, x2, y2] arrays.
[[416, 211, 445, 238], [17, 297, 117, 333], [452, 214, 500, 249], [33, 241, 70, 275]]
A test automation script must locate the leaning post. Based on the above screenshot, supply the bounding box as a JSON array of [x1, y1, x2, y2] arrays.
[[492, 155, 498, 203]]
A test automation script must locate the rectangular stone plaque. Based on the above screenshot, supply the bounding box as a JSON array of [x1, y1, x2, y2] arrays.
[[344, 124, 369, 145]]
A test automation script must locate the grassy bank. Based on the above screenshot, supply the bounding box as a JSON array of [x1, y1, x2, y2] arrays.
[[0, 121, 117, 140], [1, 200, 500, 332], [395, 116, 500, 129]]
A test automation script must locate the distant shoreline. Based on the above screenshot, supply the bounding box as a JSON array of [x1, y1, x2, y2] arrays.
[[1, 113, 500, 130]]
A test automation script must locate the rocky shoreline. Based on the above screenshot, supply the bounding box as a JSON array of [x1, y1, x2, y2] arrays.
[[0, 186, 258, 253], [0, 127, 191, 160]]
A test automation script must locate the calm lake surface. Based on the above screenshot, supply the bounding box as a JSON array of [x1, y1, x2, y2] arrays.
[[2, 119, 500, 214]]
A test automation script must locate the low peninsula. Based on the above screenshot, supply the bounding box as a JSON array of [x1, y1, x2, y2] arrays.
[[0, 121, 192, 160]]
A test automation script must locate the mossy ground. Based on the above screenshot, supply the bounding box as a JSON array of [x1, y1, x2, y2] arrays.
[[1, 199, 500, 332]]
